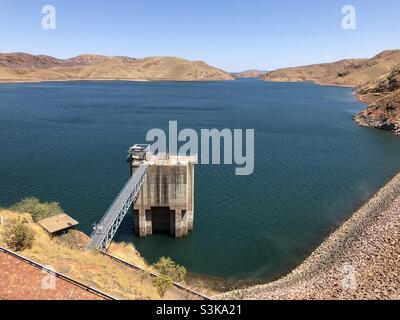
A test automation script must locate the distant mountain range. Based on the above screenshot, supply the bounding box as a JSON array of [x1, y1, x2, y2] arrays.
[[231, 70, 268, 78], [264, 50, 400, 135], [0, 53, 234, 82]]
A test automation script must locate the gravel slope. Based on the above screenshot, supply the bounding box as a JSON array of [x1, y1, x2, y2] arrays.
[[224, 173, 400, 300]]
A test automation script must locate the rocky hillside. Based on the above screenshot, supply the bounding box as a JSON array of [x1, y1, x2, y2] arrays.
[[358, 63, 400, 98], [264, 50, 400, 87], [264, 58, 365, 85], [0, 53, 234, 81], [354, 64, 400, 135]]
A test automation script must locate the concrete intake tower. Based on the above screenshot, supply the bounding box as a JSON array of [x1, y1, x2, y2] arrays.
[[129, 145, 196, 238]]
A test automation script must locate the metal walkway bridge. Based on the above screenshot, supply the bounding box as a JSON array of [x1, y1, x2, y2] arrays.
[[87, 165, 148, 251]]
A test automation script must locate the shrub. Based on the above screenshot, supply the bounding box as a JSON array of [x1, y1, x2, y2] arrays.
[[151, 257, 187, 297], [152, 275, 173, 298], [153, 257, 187, 282], [140, 270, 150, 283], [11, 197, 64, 222], [3, 219, 34, 251]]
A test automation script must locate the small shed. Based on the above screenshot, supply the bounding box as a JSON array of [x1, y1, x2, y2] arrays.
[[38, 214, 79, 235]]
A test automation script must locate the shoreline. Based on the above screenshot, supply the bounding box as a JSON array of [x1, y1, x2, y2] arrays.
[[224, 171, 400, 299], [264, 78, 373, 103], [0, 78, 150, 83], [264, 78, 400, 135], [0, 78, 234, 84]]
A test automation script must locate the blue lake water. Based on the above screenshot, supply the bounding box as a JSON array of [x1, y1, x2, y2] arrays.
[[1, 79, 400, 282]]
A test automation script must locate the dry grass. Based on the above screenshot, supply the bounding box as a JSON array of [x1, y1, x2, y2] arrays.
[[107, 242, 150, 270]]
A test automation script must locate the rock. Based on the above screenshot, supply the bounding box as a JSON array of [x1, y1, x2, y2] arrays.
[[354, 91, 400, 134]]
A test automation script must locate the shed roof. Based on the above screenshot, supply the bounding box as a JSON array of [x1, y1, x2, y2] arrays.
[[38, 214, 79, 234]]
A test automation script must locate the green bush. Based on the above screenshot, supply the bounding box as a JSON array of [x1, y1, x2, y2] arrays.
[[11, 197, 64, 222], [152, 275, 173, 298], [151, 257, 187, 297], [3, 219, 34, 251], [153, 257, 187, 282]]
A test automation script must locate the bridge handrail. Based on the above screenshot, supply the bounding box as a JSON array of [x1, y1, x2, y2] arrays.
[[89, 165, 148, 240]]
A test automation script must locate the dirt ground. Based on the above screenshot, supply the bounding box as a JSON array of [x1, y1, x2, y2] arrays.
[[0, 251, 104, 300]]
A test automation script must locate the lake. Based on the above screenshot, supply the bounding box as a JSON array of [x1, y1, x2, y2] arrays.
[[1, 79, 400, 282]]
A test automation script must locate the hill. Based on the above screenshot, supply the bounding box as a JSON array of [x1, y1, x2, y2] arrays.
[[0, 53, 234, 82], [264, 50, 400, 87]]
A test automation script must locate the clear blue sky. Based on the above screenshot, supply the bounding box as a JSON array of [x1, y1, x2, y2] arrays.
[[0, 0, 399, 71]]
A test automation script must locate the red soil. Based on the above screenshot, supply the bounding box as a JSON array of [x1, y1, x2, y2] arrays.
[[0, 251, 104, 300]]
